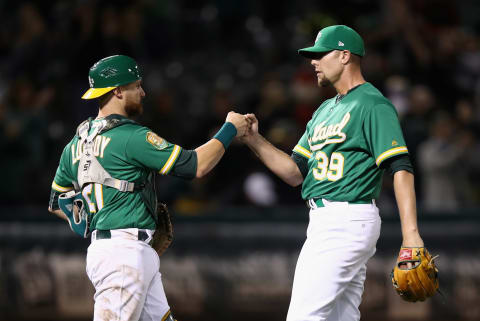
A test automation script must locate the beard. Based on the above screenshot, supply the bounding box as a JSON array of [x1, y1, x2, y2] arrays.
[[125, 101, 143, 118], [318, 76, 331, 87]]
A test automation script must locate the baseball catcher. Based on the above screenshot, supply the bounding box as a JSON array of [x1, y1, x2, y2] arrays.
[[49, 54, 250, 321], [391, 247, 440, 302]]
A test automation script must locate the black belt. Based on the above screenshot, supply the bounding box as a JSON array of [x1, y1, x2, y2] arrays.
[[95, 229, 150, 242]]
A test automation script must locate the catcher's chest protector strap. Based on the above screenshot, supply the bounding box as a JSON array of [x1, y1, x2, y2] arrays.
[[76, 115, 137, 192]]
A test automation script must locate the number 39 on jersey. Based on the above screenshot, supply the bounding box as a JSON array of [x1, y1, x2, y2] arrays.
[[312, 152, 345, 181]]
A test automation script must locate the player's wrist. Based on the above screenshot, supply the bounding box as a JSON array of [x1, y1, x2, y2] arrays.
[[401, 232, 423, 247], [250, 132, 264, 145], [213, 122, 237, 149]]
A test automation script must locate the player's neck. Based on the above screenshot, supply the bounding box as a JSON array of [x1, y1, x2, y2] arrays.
[[97, 100, 128, 119], [334, 70, 365, 95]]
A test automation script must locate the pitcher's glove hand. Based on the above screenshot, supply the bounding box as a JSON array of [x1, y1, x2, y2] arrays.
[[391, 247, 439, 302], [151, 203, 173, 256]]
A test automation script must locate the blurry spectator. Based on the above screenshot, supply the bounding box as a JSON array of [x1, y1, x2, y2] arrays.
[[457, 128, 480, 206], [254, 72, 291, 131], [122, 5, 149, 61], [455, 98, 478, 129], [453, 99, 480, 205], [417, 111, 468, 212], [290, 63, 324, 128], [453, 30, 480, 94], [384, 75, 410, 118], [0, 77, 52, 203], [6, 3, 48, 81], [401, 84, 437, 197]]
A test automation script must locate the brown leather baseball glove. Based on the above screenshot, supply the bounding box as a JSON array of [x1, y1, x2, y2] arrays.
[[151, 203, 173, 256], [391, 247, 439, 302]]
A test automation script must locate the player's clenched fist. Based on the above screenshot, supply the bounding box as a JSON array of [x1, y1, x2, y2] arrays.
[[226, 111, 250, 137], [244, 113, 258, 135], [237, 113, 259, 145]]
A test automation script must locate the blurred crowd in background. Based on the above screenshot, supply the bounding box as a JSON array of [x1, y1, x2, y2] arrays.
[[1, 0, 480, 215]]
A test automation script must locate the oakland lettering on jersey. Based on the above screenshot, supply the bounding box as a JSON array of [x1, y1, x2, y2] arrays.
[[72, 135, 111, 164], [309, 112, 350, 151]]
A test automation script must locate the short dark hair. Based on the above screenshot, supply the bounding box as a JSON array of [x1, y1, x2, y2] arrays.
[[350, 53, 362, 64]]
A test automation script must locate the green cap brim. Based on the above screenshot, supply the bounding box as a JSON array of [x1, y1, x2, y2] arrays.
[[81, 87, 116, 99], [298, 45, 333, 59]]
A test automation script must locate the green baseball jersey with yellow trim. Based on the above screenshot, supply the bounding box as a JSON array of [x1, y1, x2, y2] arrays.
[[293, 82, 408, 201], [51, 115, 181, 230]]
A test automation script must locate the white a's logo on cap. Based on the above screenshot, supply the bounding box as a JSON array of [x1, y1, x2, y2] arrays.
[[315, 31, 322, 43], [338, 41, 344, 46], [88, 76, 94, 88]]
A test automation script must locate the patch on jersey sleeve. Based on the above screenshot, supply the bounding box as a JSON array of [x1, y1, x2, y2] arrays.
[[146, 131, 168, 150]]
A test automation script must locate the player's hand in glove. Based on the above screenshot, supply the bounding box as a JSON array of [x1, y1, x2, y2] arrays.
[[151, 203, 173, 257], [391, 247, 439, 302]]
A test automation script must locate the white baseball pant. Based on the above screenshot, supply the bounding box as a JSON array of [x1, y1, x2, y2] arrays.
[[287, 200, 381, 321], [86, 228, 172, 321]]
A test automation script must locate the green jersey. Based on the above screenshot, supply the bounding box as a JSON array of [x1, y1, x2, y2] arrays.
[[293, 82, 408, 201], [51, 115, 182, 230]]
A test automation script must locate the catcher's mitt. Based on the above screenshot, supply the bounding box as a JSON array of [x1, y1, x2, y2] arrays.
[[151, 203, 173, 256], [391, 247, 439, 302]]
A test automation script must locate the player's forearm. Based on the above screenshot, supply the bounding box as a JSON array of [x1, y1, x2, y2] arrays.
[[246, 134, 303, 187], [393, 170, 424, 247], [194, 139, 226, 178]]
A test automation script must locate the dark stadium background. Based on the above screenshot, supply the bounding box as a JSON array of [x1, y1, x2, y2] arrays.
[[0, 0, 479, 320]]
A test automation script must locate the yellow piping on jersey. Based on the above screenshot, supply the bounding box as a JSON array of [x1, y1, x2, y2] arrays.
[[159, 145, 181, 175], [161, 310, 172, 321], [376, 146, 408, 166], [293, 145, 312, 159], [52, 181, 73, 192]]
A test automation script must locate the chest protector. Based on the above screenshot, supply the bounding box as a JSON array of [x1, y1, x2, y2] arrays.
[[77, 117, 136, 192], [58, 115, 158, 238]]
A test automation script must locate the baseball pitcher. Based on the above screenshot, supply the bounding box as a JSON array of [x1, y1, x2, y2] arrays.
[[241, 25, 438, 321], [48, 55, 250, 321]]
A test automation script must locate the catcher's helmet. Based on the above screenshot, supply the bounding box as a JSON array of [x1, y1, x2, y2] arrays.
[[82, 55, 141, 99]]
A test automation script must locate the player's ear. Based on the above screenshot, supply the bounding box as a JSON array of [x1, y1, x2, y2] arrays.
[[340, 50, 351, 64], [112, 87, 123, 99]]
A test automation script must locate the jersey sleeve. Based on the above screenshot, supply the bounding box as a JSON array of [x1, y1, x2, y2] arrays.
[[292, 131, 313, 160], [126, 127, 182, 175], [51, 143, 75, 193], [169, 149, 197, 179], [363, 103, 409, 167]]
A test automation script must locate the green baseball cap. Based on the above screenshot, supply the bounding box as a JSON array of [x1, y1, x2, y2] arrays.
[[298, 25, 365, 59], [82, 55, 142, 99]]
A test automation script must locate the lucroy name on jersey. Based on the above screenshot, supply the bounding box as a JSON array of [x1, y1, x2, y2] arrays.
[[72, 135, 111, 164], [308, 112, 351, 151]]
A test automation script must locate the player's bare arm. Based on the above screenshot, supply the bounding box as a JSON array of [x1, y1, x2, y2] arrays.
[[241, 113, 303, 187], [393, 170, 424, 247], [195, 140, 225, 178], [195, 111, 249, 178]]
